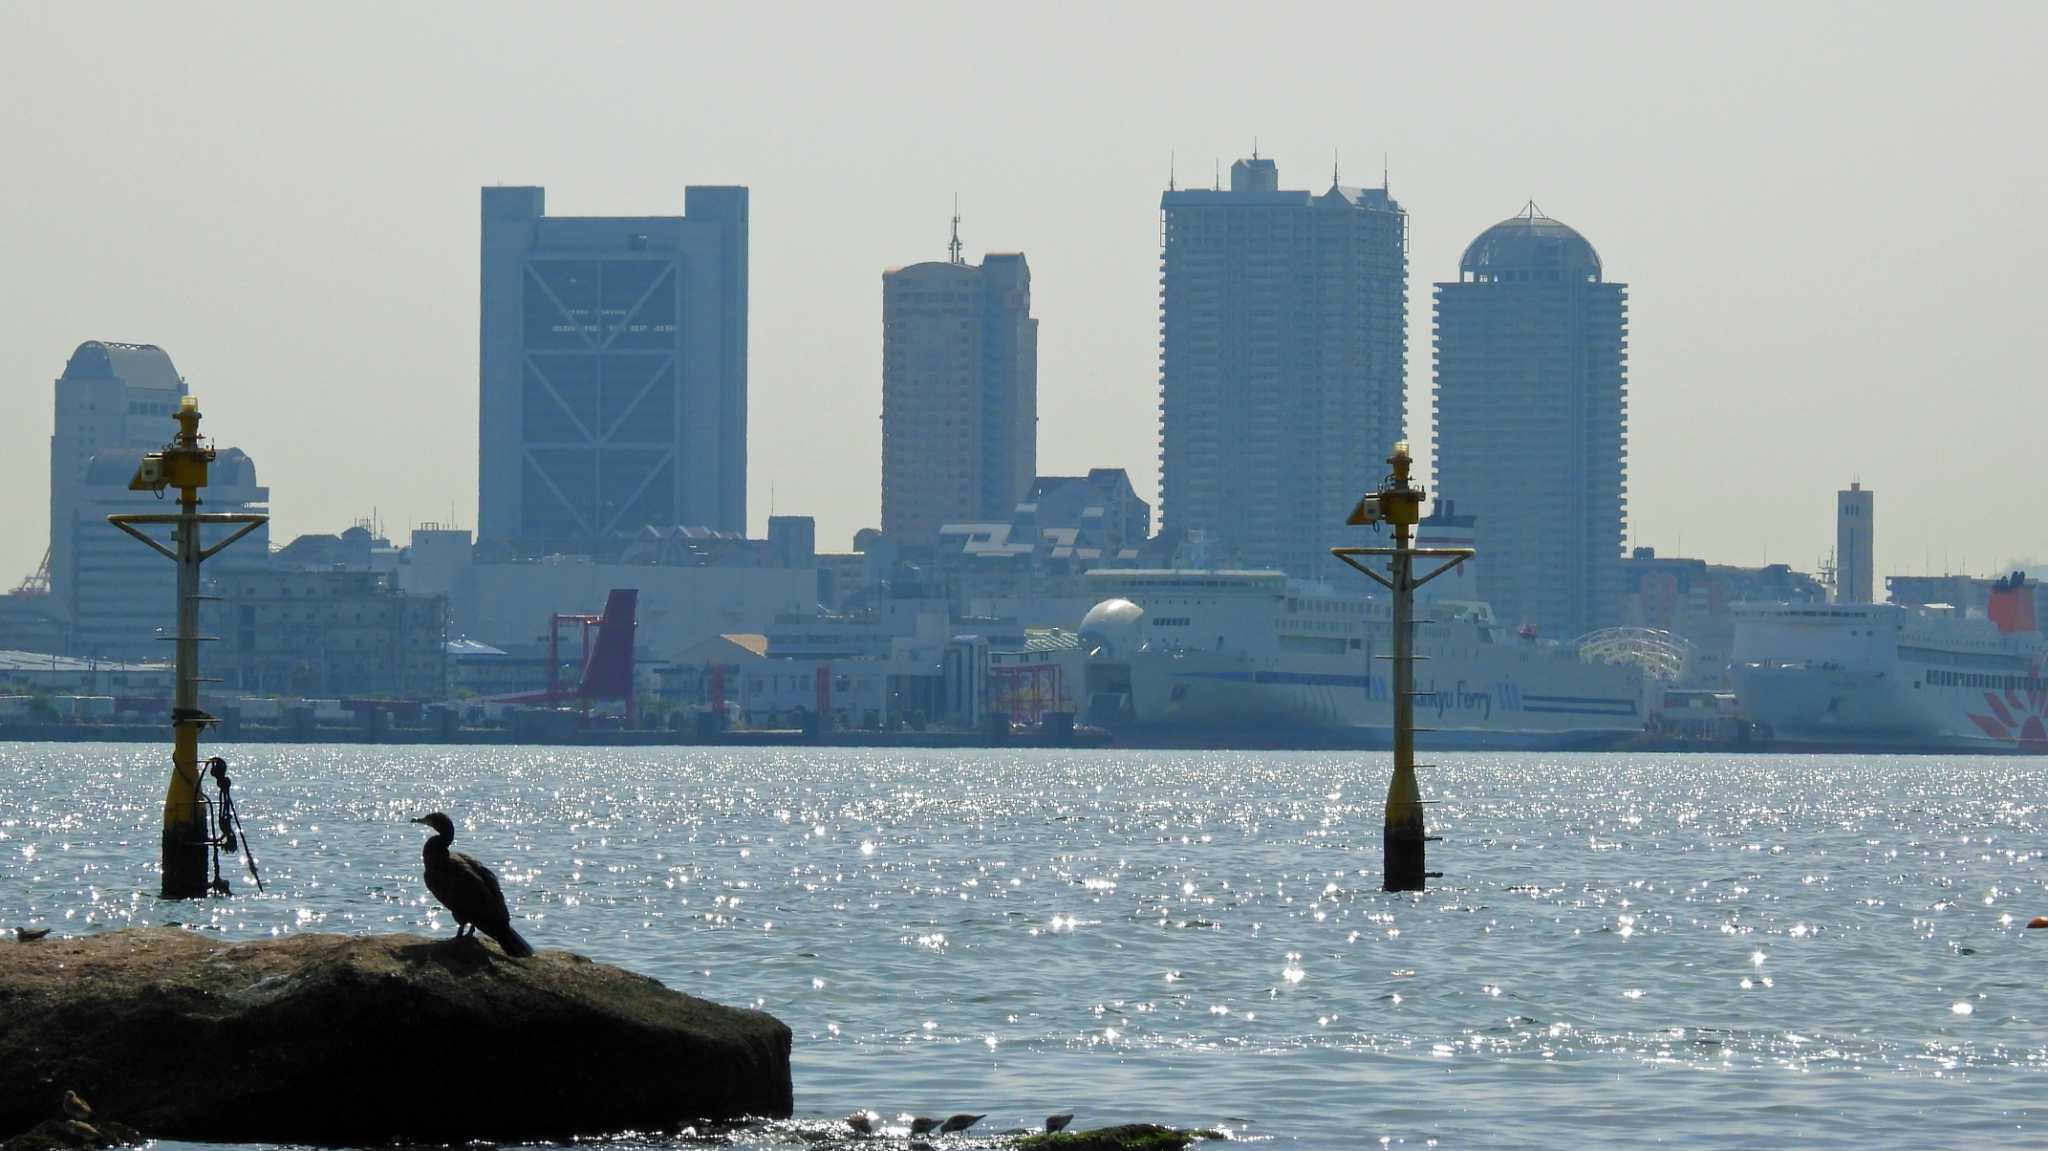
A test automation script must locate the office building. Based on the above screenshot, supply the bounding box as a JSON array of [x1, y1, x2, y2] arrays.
[[48, 341, 270, 657], [881, 228, 1036, 542], [70, 447, 269, 659], [48, 341, 189, 636], [1837, 483, 1874, 604], [1433, 204, 1628, 638], [479, 185, 748, 553], [1158, 156, 1407, 575]]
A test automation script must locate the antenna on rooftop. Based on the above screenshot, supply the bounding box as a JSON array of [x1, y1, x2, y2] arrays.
[[1383, 152, 1389, 192], [1169, 151, 1176, 192], [1332, 149, 1340, 187], [1213, 158, 1220, 191], [948, 195, 963, 265], [1252, 136, 1259, 160]]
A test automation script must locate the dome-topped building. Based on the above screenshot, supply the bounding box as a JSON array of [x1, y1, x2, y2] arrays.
[[1458, 203, 1603, 282], [1432, 207, 1629, 638]]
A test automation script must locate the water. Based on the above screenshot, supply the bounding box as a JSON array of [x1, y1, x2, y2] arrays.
[[4, 744, 2046, 1148]]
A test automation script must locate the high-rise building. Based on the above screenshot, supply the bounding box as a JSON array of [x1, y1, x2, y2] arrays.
[[49, 341, 188, 630], [1837, 483, 1874, 604], [48, 342, 270, 656], [1158, 157, 1407, 575], [1432, 205, 1628, 638], [880, 229, 1036, 542], [479, 185, 748, 553]]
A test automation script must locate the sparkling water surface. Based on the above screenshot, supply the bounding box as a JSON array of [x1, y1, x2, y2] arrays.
[[4, 743, 2046, 1149]]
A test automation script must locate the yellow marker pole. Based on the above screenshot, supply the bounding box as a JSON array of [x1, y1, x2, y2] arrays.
[[110, 397, 266, 899], [1333, 443, 1473, 893]]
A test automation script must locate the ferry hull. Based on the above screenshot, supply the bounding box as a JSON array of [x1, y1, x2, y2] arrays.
[[1087, 650, 1643, 752], [1729, 591, 2048, 756]]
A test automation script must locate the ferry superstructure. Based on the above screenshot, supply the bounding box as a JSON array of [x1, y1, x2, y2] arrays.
[[1731, 574, 2048, 753], [1078, 569, 1647, 749]]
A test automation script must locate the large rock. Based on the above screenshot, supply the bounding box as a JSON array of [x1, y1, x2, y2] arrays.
[[0, 928, 791, 1142]]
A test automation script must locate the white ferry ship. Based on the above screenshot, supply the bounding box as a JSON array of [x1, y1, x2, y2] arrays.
[[1077, 569, 1649, 749], [1731, 573, 2047, 753]]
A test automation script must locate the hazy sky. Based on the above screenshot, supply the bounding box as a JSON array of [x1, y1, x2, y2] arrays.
[[4, 3, 2042, 591]]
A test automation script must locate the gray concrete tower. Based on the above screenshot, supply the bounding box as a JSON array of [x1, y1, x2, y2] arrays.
[[1837, 483, 1873, 603], [479, 185, 748, 553]]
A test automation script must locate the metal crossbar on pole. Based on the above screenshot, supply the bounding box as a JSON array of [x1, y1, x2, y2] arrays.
[[1331, 442, 1473, 892]]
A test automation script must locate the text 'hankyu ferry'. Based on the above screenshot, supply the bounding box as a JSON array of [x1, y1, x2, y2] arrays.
[[1732, 572, 2048, 754], [1078, 569, 1649, 749]]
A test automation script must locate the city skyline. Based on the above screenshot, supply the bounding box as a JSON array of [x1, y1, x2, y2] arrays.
[[3, 4, 2043, 589]]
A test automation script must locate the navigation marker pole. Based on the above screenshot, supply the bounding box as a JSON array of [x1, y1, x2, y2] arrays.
[[109, 397, 267, 899], [1332, 442, 1473, 892]]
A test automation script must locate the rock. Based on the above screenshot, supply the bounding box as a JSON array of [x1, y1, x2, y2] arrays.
[[1017, 1124, 1223, 1151], [0, 928, 791, 1143]]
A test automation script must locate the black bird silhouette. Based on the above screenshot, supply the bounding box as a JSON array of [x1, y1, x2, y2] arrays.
[[412, 813, 533, 957], [939, 1115, 985, 1135], [908, 1117, 940, 1136], [845, 1112, 875, 1135], [1045, 1113, 1074, 1133], [15, 927, 51, 942]]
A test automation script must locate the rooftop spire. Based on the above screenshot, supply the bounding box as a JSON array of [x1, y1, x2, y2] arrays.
[[948, 195, 963, 265]]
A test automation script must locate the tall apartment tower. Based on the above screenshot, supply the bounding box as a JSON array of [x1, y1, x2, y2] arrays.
[[1158, 157, 1407, 575], [880, 229, 1036, 542], [479, 185, 747, 552], [1433, 205, 1628, 638], [1836, 483, 1874, 603]]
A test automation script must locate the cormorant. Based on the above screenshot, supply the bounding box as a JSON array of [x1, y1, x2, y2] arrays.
[[412, 813, 534, 957]]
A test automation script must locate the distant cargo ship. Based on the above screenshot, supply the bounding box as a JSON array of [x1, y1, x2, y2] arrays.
[[1731, 572, 2047, 754], [1078, 570, 1648, 749]]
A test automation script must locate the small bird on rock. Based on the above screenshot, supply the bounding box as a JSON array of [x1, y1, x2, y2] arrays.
[[909, 1117, 940, 1136], [939, 1114, 985, 1135], [16, 926, 51, 942], [845, 1112, 875, 1134], [1045, 1113, 1074, 1133], [62, 1092, 91, 1121]]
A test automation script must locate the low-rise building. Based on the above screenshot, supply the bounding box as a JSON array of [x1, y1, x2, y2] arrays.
[[0, 649, 173, 701], [211, 569, 447, 699], [1621, 549, 1828, 685]]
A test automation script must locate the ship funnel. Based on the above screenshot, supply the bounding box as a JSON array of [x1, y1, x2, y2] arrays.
[[1989, 572, 2038, 635]]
